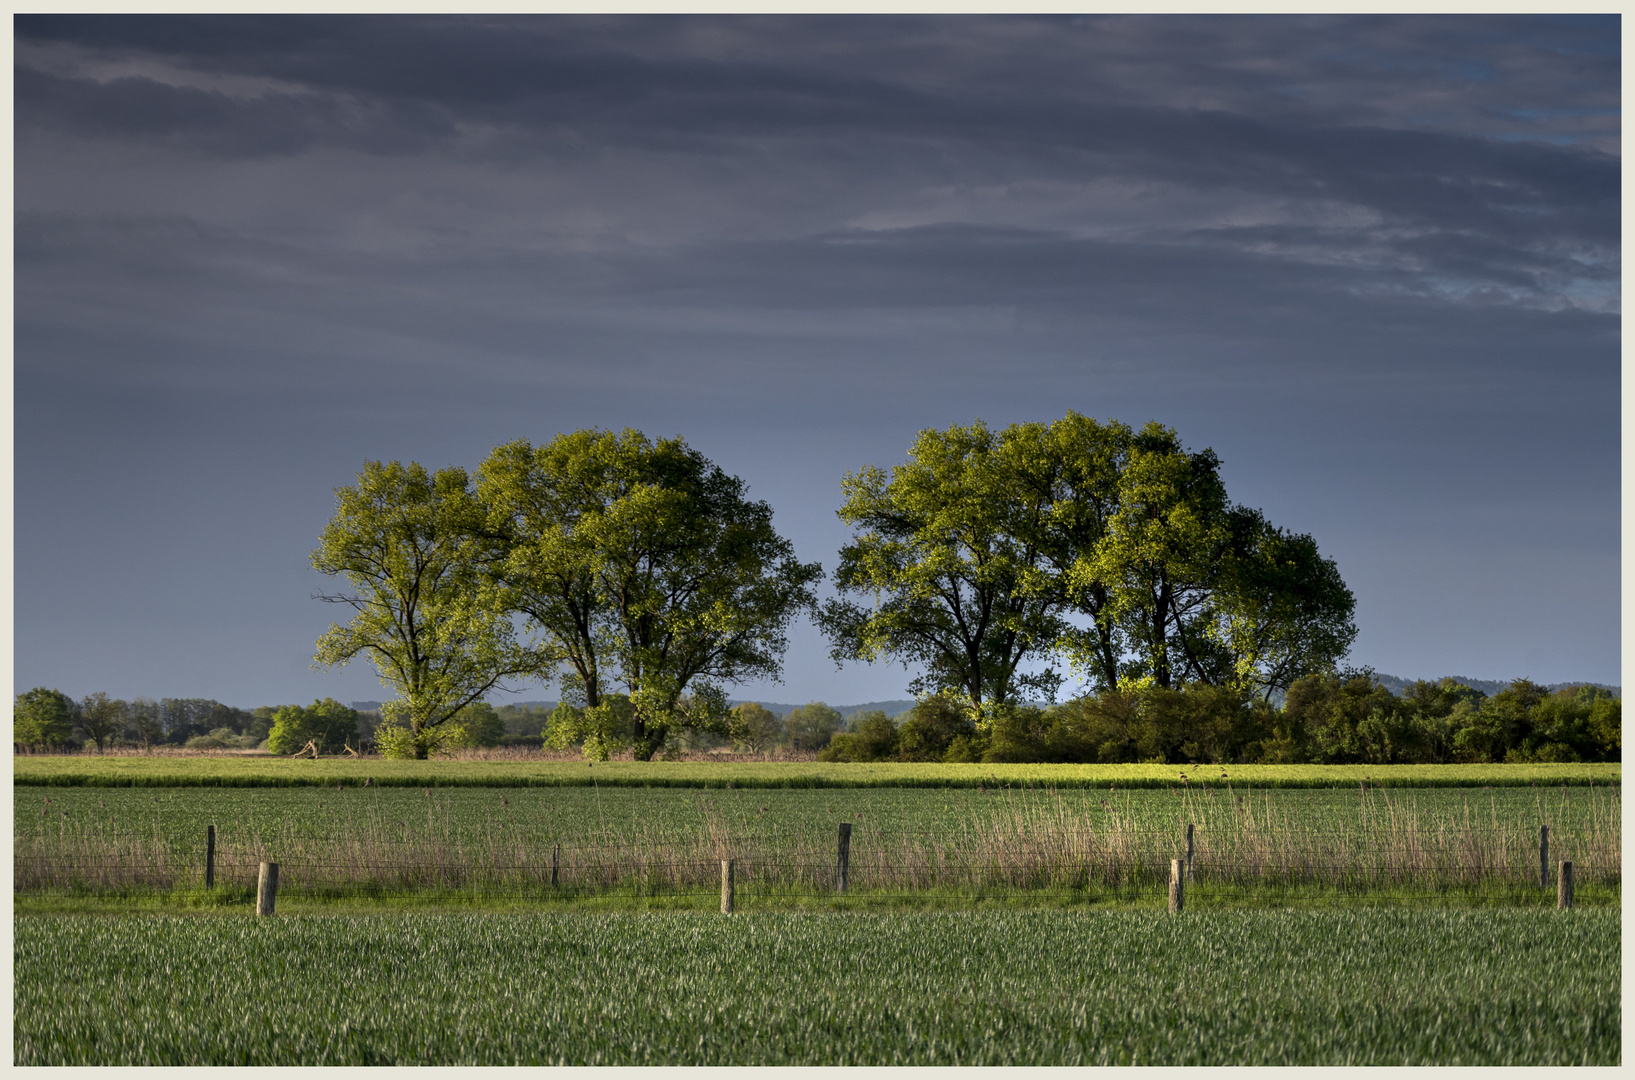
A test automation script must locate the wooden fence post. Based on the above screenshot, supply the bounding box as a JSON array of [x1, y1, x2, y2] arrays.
[[1539, 825, 1549, 888], [1557, 860, 1573, 910], [256, 861, 279, 916], [1185, 823, 1195, 881], [206, 824, 216, 890], [836, 822, 852, 893], [551, 844, 560, 888], [721, 859, 735, 914], [1169, 858, 1184, 913]]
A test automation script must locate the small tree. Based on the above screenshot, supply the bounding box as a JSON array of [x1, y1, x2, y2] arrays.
[[784, 701, 844, 751], [78, 692, 126, 752], [267, 699, 360, 755], [123, 697, 163, 750], [728, 702, 783, 753], [14, 688, 76, 748]]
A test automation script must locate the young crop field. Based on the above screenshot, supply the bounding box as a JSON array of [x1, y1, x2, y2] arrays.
[[16, 783, 1619, 907], [14, 908, 1618, 1065], [12, 755, 1621, 789]]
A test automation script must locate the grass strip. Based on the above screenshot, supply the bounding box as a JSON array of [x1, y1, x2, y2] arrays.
[[12, 757, 1622, 789]]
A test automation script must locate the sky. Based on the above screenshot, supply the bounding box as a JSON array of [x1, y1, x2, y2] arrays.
[[12, 14, 1622, 710]]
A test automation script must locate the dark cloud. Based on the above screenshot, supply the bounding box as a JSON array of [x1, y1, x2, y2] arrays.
[[12, 15, 1620, 703]]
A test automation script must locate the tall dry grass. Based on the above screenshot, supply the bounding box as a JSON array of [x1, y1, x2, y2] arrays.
[[15, 783, 1619, 897]]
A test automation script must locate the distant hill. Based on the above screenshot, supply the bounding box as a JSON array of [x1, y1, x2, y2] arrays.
[[359, 679, 1618, 721], [730, 699, 916, 719], [355, 698, 920, 718]]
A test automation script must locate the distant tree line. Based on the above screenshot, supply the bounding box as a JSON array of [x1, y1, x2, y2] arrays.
[[811, 676, 1620, 765], [309, 415, 1357, 760], [10, 691, 507, 755]]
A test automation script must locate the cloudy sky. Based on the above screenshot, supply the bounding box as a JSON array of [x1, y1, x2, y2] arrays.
[[14, 14, 1621, 709]]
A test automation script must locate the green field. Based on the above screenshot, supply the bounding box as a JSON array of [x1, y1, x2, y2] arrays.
[[17, 782, 1620, 906], [14, 909, 1618, 1065], [16, 780, 1618, 846], [12, 756, 1621, 789]]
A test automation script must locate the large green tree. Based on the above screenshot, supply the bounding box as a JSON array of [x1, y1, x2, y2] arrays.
[[1073, 422, 1355, 698], [999, 412, 1133, 691], [827, 415, 1356, 708], [311, 460, 533, 759], [818, 420, 1068, 716], [14, 688, 76, 748], [479, 430, 821, 760]]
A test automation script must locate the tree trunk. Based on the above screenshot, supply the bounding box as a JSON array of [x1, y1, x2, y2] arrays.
[[1153, 580, 1173, 689]]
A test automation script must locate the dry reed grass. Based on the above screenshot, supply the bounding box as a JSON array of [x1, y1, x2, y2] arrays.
[[15, 784, 1619, 897]]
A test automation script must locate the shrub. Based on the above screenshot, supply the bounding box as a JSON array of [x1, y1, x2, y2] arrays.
[[267, 699, 361, 755], [897, 696, 974, 762], [183, 727, 260, 750], [819, 711, 899, 762]]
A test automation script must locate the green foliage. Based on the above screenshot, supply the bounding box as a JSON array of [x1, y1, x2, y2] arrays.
[[783, 702, 844, 752], [478, 430, 821, 761], [14, 688, 77, 748], [446, 702, 506, 749], [76, 693, 124, 752], [311, 460, 533, 759], [819, 419, 1066, 709], [14, 911, 1620, 1064], [183, 727, 262, 750], [895, 695, 977, 762], [494, 703, 555, 737], [266, 699, 361, 756], [126, 699, 163, 750], [727, 702, 783, 753], [818, 711, 899, 762], [1281, 675, 1620, 766], [541, 695, 638, 761], [823, 414, 1356, 709]]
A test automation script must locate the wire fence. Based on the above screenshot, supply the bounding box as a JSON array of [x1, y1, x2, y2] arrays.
[[15, 819, 1620, 902]]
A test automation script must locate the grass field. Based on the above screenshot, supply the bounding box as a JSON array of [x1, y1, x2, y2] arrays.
[[12, 756, 1621, 789], [17, 783, 1619, 903], [14, 909, 1618, 1065]]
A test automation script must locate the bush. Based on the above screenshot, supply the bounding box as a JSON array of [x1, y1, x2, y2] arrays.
[[267, 699, 361, 756], [445, 702, 506, 749], [818, 711, 899, 762], [183, 727, 260, 750], [897, 696, 975, 762]]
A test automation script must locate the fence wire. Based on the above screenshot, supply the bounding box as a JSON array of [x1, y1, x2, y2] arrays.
[[15, 827, 1620, 901]]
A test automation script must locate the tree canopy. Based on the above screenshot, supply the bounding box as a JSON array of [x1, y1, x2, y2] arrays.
[[822, 414, 1357, 714], [817, 419, 1067, 715], [267, 698, 361, 755], [14, 688, 76, 747], [311, 460, 532, 759], [478, 430, 821, 760]]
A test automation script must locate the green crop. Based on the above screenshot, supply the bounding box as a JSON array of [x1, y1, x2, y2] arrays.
[[14, 909, 1619, 1065], [12, 756, 1621, 789]]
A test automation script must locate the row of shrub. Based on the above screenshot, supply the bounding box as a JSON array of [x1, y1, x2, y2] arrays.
[[816, 676, 1620, 765]]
